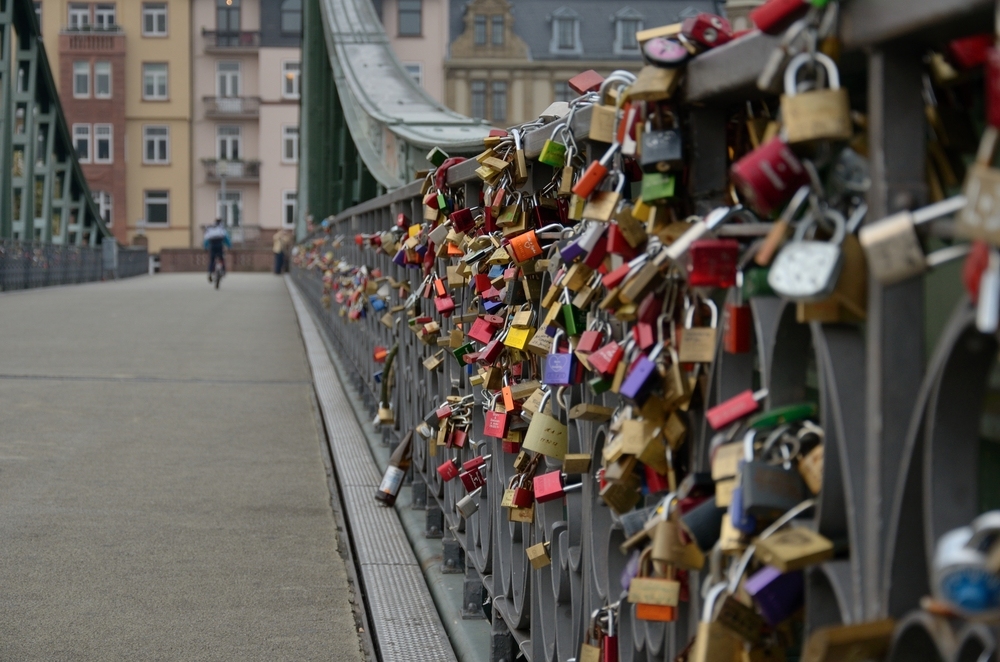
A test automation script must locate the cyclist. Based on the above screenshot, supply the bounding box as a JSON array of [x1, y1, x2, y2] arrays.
[[203, 218, 231, 283]]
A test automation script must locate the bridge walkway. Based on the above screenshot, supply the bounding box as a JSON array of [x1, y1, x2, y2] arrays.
[[0, 274, 366, 661]]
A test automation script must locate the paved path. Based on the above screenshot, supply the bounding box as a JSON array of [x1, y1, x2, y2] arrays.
[[0, 274, 366, 662]]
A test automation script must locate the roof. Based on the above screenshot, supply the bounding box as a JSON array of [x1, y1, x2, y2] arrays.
[[449, 0, 725, 61]]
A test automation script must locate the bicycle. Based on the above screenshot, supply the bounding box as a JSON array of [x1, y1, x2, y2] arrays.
[[213, 258, 224, 289]]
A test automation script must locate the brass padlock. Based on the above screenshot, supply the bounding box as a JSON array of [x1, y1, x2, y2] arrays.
[[780, 53, 852, 144], [679, 299, 718, 363], [526, 541, 551, 569], [753, 526, 834, 572], [522, 390, 567, 459]]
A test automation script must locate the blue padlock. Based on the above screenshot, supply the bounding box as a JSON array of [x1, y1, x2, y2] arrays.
[[934, 511, 1000, 618], [370, 296, 386, 312], [744, 565, 803, 626]]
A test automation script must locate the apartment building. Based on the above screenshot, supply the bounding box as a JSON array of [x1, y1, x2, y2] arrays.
[[376, 0, 449, 104], [38, 0, 191, 251], [191, 0, 301, 247]]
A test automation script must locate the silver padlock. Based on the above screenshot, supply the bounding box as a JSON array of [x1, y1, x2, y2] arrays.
[[768, 208, 846, 302], [858, 195, 967, 286], [456, 487, 482, 519], [977, 249, 1000, 334]]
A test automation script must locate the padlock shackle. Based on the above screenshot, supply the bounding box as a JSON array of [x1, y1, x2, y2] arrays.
[[793, 207, 846, 246], [784, 52, 841, 96], [702, 581, 729, 622]]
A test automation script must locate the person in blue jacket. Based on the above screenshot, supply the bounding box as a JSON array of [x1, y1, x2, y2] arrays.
[[203, 218, 231, 282]]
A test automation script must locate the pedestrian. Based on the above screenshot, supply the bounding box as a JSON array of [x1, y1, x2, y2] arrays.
[[273, 229, 287, 274]]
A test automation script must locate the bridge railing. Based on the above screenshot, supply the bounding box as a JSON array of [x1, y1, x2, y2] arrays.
[[294, 2, 998, 661]]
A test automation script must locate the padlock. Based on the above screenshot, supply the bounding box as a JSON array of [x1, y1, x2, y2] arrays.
[[859, 195, 966, 285], [628, 548, 680, 622], [749, 0, 809, 34], [680, 496, 727, 551], [568, 69, 605, 94], [640, 171, 676, 203], [651, 499, 705, 571], [768, 208, 846, 302], [522, 389, 568, 459], [744, 565, 804, 627], [741, 430, 807, 521], [505, 325, 535, 351], [619, 348, 662, 406], [456, 488, 481, 518], [437, 458, 461, 481], [933, 511, 1000, 618], [459, 467, 486, 492], [561, 222, 606, 263], [681, 12, 733, 48], [731, 137, 811, 216], [959, 127, 1000, 247], [690, 583, 740, 662], [484, 409, 510, 439], [573, 142, 620, 199], [679, 299, 719, 364], [688, 240, 739, 288], [802, 619, 896, 662], [754, 525, 834, 572], [799, 443, 823, 495], [526, 541, 552, 569], [543, 330, 575, 386], [533, 471, 565, 503], [780, 53, 852, 144], [468, 316, 498, 344], [538, 122, 568, 168], [724, 276, 752, 354], [583, 173, 627, 222], [641, 125, 683, 173]]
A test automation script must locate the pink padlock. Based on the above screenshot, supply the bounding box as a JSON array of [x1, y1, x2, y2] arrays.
[[730, 137, 811, 216], [705, 388, 768, 430], [533, 471, 565, 503]]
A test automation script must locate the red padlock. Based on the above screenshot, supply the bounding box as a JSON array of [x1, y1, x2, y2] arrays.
[[948, 33, 994, 70], [681, 13, 732, 49], [730, 137, 811, 216], [573, 144, 619, 199], [460, 468, 485, 492], [964, 240, 991, 303], [687, 239, 739, 288], [724, 299, 752, 354], [434, 294, 455, 316], [473, 275, 491, 293], [583, 234, 610, 270], [479, 338, 505, 364], [637, 292, 663, 326], [749, 0, 808, 34], [437, 458, 460, 481], [578, 329, 605, 354], [436, 404, 452, 420], [510, 476, 534, 507], [533, 471, 565, 503], [607, 224, 640, 259], [601, 262, 632, 289], [451, 428, 468, 448], [463, 456, 487, 472], [502, 438, 521, 454], [450, 207, 475, 232], [644, 465, 671, 494], [373, 346, 388, 362], [988, 47, 1000, 129], [589, 340, 624, 375], [705, 388, 766, 430], [468, 317, 498, 344], [484, 410, 510, 438], [396, 213, 410, 229], [568, 69, 605, 94], [632, 322, 655, 351]]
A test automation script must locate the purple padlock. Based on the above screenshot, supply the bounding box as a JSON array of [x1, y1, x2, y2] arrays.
[[620, 549, 642, 592], [484, 299, 505, 314], [744, 565, 803, 626], [618, 355, 660, 405], [543, 330, 574, 385], [560, 222, 605, 263], [393, 248, 407, 266]]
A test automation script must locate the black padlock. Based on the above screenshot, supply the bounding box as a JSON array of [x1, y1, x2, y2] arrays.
[[681, 495, 726, 551], [641, 128, 683, 173]]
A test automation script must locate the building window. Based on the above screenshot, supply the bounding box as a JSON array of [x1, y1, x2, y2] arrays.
[[473, 15, 486, 45], [94, 61, 111, 98], [282, 61, 300, 98], [142, 3, 167, 36], [398, 0, 421, 36], [613, 9, 643, 54], [144, 190, 169, 224], [68, 3, 89, 29], [280, 0, 301, 34], [94, 3, 115, 29], [73, 61, 89, 98], [554, 80, 571, 102], [143, 125, 169, 163], [283, 125, 299, 163], [142, 63, 168, 100], [73, 124, 91, 162], [550, 8, 582, 54], [95, 124, 112, 163], [217, 61, 240, 97], [217, 125, 241, 160], [217, 190, 242, 227], [491, 81, 507, 122], [470, 80, 486, 120], [283, 190, 297, 227], [93, 191, 112, 225], [217, 0, 240, 33], [491, 15, 504, 45], [403, 63, 422, 87]]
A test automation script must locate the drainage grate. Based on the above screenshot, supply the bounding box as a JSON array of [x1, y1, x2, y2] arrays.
[[288, 280, 458, 662]]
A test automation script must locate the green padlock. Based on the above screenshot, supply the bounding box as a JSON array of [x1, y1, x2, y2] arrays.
[[427, 146, 449, 168], [436, 192, 448, 212], [452, 342, 475, 364], [589, 375, 613, 394], [748, 402, 817, 429], [640, 172, 675, 203], [559, 289, 587, 336], [742, 267, 774, 298], [538, 122, 568, 168]]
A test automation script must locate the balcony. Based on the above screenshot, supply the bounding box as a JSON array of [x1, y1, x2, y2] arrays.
[[204, 96, 261, 118], [202, 159, 260, 182], [61, 25, 125, 52], [202, 30, 261, 53]]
